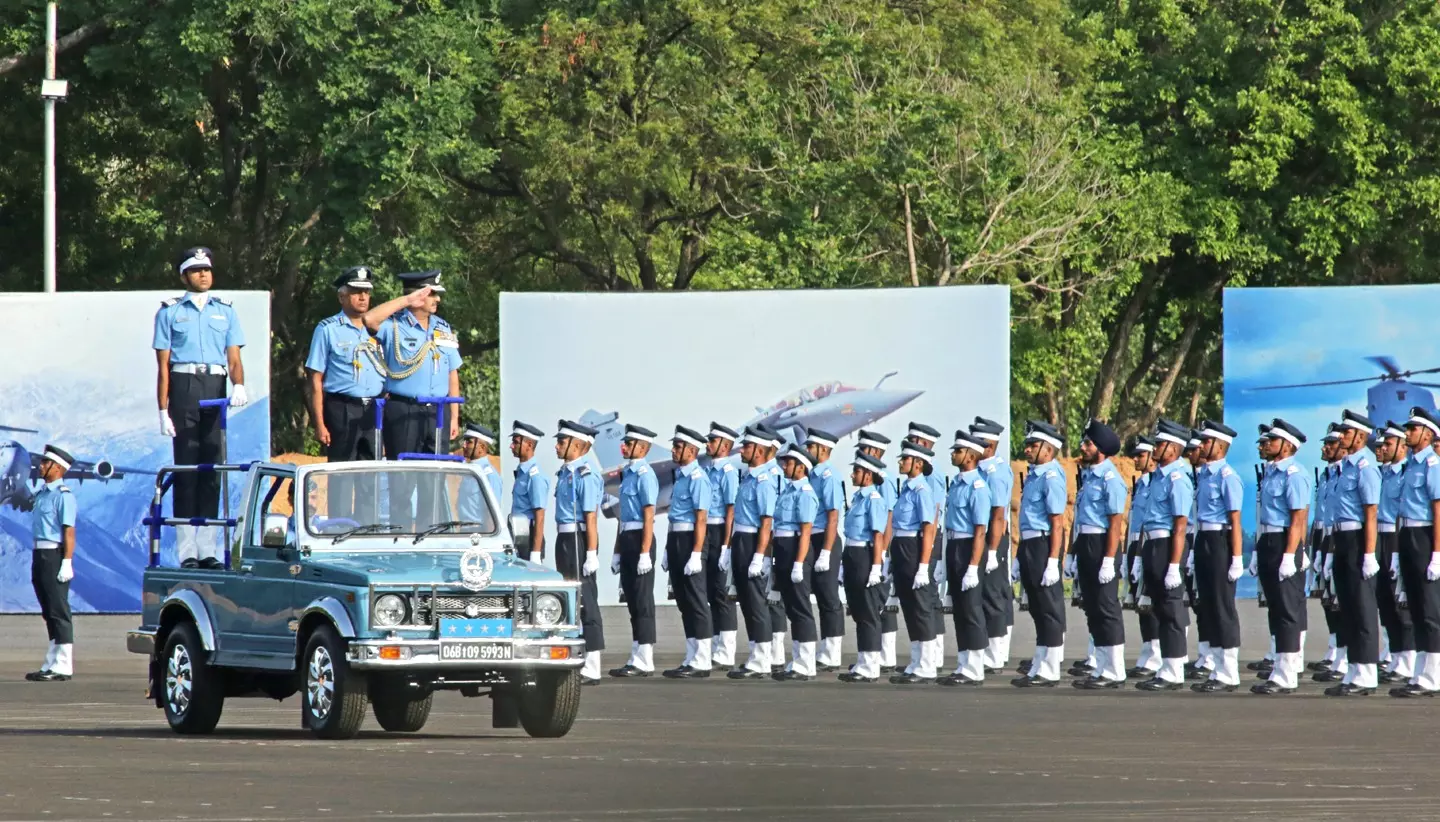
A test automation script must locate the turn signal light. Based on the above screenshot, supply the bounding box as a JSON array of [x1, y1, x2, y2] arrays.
[[543, 647, 571, 660], [379, 646, 403, 660]]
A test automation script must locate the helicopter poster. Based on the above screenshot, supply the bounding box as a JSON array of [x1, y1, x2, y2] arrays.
[[0, 291, 271, 613], [499, 287, 1011, 606]]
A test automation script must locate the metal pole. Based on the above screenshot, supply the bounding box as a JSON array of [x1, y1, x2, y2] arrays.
[[43, 1, 58, 293]]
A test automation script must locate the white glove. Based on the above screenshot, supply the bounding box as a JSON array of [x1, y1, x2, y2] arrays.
[[791, 562, 805, 584], [159, 409, 177, 437], [815, 551, 831, 573], [866, 565, 883, 587], [1098, 556, 1115, 585], [1391, 552, 1401, 581], [1040, 558, 1060, 587], [57, 558, 74, 584], [1010, 558, 1020, 583], [1228, 555, 1243, 583], [1363, 552, 1380, 579], [1300, 550, 1311, 571], [660, 551, 669, 572], [1322, 553, 1333, 580], [837, 562, 845, 584], [961, 565, 980, 591], [229, 383, 249, 407], [1279, 553, 1296, 581], [1185, 550, 1194, 574], [684, 552, 703, 576], [913, 563, 931, 589], [1064, 554, 1077, 579], [1249, 552, 1259, 577], [986, 550, 998, 572], [637, 553, 653, 575], [719, 546, 731, 571], [1130, 557, 1143, 584], [934, 559, 947, 586], [611, 554, 622, 575], [583, 550, 599, 576], [1164, 562, 1182, 589], [1428, 552, 1440, 582], [748, 553, 766, 578]]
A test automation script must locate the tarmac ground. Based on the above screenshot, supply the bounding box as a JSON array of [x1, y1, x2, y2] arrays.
[[1, 601, 1436, 822]]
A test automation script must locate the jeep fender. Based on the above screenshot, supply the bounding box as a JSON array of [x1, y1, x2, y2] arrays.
[[159, 590, 217, 651], [298, 597, 357, 639]]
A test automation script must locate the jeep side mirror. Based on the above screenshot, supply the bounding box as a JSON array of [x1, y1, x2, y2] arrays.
[[261, 513, 291, 548]]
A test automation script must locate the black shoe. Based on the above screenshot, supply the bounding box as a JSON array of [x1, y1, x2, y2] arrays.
[[727, 668, 768, 680], [663, 666, 711, 679], [771, 664, 786, 674], [581, 677, 601, 687], [889, 673, 934, 685], [880, 665, 897, 674], [1010, 675, 1056, 688], [1016, 659, 1033, 676], [817, 664, 839, 673], [1135, 677, 1183, 692], [1068, 660, 1094, 674], [1390, 684, 1435, 698], [984, 666, 1004, 675], [1325, 683, 1374, 697], [838, 672, 877, 683], [608, 665, 652, 678], [1307, 660, 1333, 672], [1251, 681, 1296, 695], [24, 670, 51, 681], [1190, 679, 1237, 693], [1185, 668, 1213, 681], [26, 670, 70, 682], [1312, 669, 1345, 683], [1245, 660, 1272, 672], [180, 558, 200, 569], [1073, 676, 1124, 690], [940, 674, 983, 687], [1067, 664, 1095, 678], [662, 665, 692, 678], [1380, 669, 1405, 684], [773, 670, 812, 682], [1126, 666, 1156, 678], [198, 557, 224, 570]]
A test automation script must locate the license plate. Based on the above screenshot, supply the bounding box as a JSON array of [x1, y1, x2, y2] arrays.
[[439, 642, 513, 661]]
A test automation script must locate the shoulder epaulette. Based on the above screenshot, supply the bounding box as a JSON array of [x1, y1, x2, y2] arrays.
[[1220, 466, 1233, 477], [820, 467, 832, 479], [58, 485, 72, 494], [1287, 465, 1300, 475], [528, 465, 539, 476], [721, 463, 735, 473], [800, 482, 813, 493], [1428, 456, 1438, 467], [867, 489, 881, 499], [973, 478, 987, 489], [1357, 457, 1370, 469], [161, 298, 178, 307], [578, 465, 593, 477], [213, 296, 233, 306]]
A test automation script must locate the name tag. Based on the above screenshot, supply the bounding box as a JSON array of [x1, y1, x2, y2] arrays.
[[435, 338, 459, 349]]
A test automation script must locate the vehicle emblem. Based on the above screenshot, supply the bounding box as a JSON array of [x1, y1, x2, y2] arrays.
[[458, 547, 493, 592], [289, 565, 302, 576], [464, 603, 481, 618]]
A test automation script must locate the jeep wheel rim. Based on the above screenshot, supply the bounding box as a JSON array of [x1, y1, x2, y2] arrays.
[[166, 644, 192, 716], [308, 646, 335, 721]]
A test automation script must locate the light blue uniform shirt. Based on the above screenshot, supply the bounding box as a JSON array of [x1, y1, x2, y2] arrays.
[[373, 310, 462, 399], [1076, 458, 1128, 529], [1143, 460, 1195, 531], [892, 475, 936, 532], [1314, 465, 1337, 528], [458, 460, 499, 524], [1379, 463, 1404, 525], [1259, 456, 1312, 527], [618, 459, 660, 524], [511, 457, 549, 519], [775, 478, 819, 532], [944, 469, 991, 534], [668, 461, 711, 525], [554, 457, 603, 525], [924, 472, 947, 518], [1399, 450, 1440, 523], [1128, 473, 1152, 540], [735, 460, 781, 529], [1333, 450, 1381, 524], [1196, 458, 1245, 524], [305, 312, 385, 398], [809, 460, 844, 528], [980, 456, 1013, 518], [844, 484, 888, 542], [878, 471, 898, 510], [31, 478, 76, 543], [702, 457, 740, 521], [153, 293, 245, 365], [1019, 460, 1066, 533]]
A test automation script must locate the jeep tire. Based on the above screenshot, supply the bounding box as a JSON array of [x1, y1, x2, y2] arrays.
[[371, 677, 433, 733], [302, 625, 368, 739], [162, 622, 225, 734], [518, 669, 581, 738]]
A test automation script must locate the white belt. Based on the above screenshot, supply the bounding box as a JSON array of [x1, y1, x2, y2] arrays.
[[893, 530, 919, 538], [1078, 525, 1107, 535], [1259, 524, 1286, 534], [1379, 523, 1397, 533], [669, 522, 695, 532], [1335, 521, 1363, 532], [1144, 529, 1172, 540], [946, 529, 974, 539], [1199, 522, 1227, 532], [1019, 530, 1047, 540], [171, 362, 228, 375], [33, 540, 59, 550], [620, 522, 645, 532], [1401, 517, 1432, 529], [774, 529, 797, 538], [556, 523, 586, 533], [1322, 525, 1333, 537], [844, 539, 871, 548], [733, 525, 758, 534]]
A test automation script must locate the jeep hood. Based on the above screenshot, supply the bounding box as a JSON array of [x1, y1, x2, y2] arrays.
[[311, 550, 563, 587]]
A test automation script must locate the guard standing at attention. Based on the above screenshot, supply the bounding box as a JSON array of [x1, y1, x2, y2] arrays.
[[702, 422, 741, 668], [662, 425, 714, 679], [460, 423, 502, 501], [970, 417, 1015, 672], [611, 424, 660, 678], [1127, 437, 1161, 678], [1182, 432, 1212, 680], [553, 419, 605, 684], [889, 441, 939, 684], [773, 444, 821, 681], [1070, 420, 1129, 689], [904, 422, 948, 674], [1312, 427, 1346, 678], [856, 429, 900, 671], [1012, 421, 1067, 687], [1325, 410, 1383, 696], [1375, 421, 1416, 683], [153, 246, 248, 569], [305, 265, 384, 521], [839, 453, 890, 682], [26, 445, 78, 682], [727, 425, 782, 679], [1392, 408, 1440, 697], [1191, 420, 1245, 693], [1134, 419, 1196, 692], [803, 428, 847, 671], [1252, 419, 1312, 696], [508, 421, 549, 563], [940, 431, 992, 686]]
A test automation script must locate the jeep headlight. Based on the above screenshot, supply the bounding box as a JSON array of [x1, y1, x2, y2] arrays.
[[373, 594, 408, 628], [533, 593, 563, 627]]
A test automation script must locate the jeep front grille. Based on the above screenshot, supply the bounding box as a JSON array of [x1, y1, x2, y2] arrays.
[[410, 592, 531, 626]]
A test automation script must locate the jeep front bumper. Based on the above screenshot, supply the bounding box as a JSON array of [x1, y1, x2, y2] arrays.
[[344, 637, 585, 670]]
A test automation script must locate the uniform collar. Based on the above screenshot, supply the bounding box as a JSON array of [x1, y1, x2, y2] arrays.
[[1413, 450, 1432, 466], [1203, 457, 1228, 475], [1272, 456, 1296, 472], [518, 456, 538, 469], [902, 472, 926, 488], [1343, 450, 1368, 466], [626, 458, 648, 470], [184, 291, 210, 309], [959, 468, 981, 482], [1027, 459, 1056, 474], [333, 310, 365, 328], [752, 459, 778, 475], [1158, 457, 1186, 476], [787, 475, 809, 487], [469, 457, 493, 470], [44, 477, 64, 491], [1085, 458, 1112, 477], [564, 456, 588, 472]]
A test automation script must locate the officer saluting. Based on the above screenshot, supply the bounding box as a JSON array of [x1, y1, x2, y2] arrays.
[[662, 425, 713, 679], [839, 453, 889, 682], [701, 422, 741, 668], [969, 417, 1015, 672], [1070, 420, 1129, 689], [553, 419, 605, 685], [1012, 421, 1067, 687], [26, 445, 78, 682], [459, 423, 502, 523], [940, 431, 992, 686], [153, 246, 247, 569], [305, 265, 383, 521], [1252, 419, 1312, 696], [611, 424, 660, 678], [509, 422, 550, 563], [1190, 420, 1245, 692]]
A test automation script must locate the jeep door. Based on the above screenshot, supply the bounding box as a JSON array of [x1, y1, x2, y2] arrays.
[[217, 468, 300, 668]]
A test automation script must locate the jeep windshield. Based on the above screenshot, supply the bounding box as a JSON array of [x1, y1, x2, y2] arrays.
[[301, 465, 499, 542]]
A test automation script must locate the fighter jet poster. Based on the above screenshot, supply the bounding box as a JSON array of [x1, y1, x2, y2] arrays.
[[500, 287, 1010, 606], [0, 292, 270, 613]]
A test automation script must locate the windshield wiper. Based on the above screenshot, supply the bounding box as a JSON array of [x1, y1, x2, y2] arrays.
[[333, 523, 406, 544], [412, 520, 486, 544]]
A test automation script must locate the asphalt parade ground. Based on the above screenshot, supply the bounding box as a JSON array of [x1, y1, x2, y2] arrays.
[[2, 603, 1437, 822]]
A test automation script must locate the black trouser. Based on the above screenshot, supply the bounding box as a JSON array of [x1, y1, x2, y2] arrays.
[[616, 530, 656, 646], [168, 372, 226, 519], [770, 584, 788, 640], [1330, 527, 1379, 665], [518, 529, 545, 564], [31, 548, 72, 645], [980, 531, 1013, 639], [881, 570, 899, 635], [666, 528, 711, 642], [1319, 532, 1344, 640], [1194, 530, 1241, 649], [1142, 537, 1189, 659], [928, 548, 946, 639], [729, 531, 772, 645], [890, 536, 936, 643], [843, 542, 885, 652], [810, 533, 845, 640], [555, 531, 604, 653], [946, 535, 988, 653], [322, 393, 379, 521], [1377, 530, 1415, 652], [1127, 540, 1158, 642], [1398, 525, 1440, 653], [704, 524, 736, 633], [1017, 536, 1064, 647], [382, 395, 453, 528], [773, 535, 817, 643], [1074, 533, 1124, 648], [1184, 533, 1203, 630], [1257, 531, 1307, 653]]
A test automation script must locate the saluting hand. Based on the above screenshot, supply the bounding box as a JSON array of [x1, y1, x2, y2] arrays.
[[404, 286, 433, 308]]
